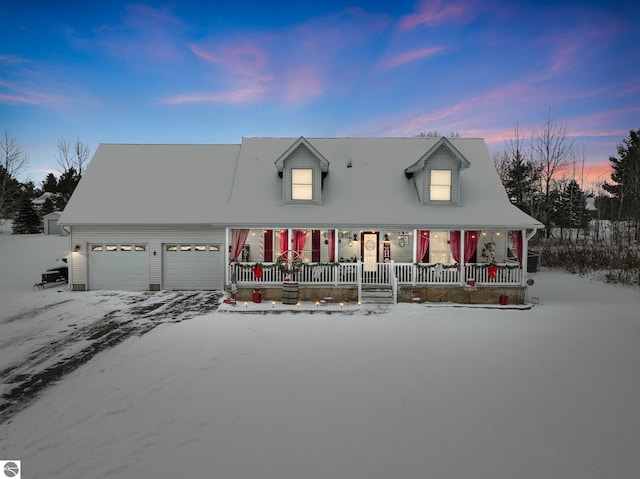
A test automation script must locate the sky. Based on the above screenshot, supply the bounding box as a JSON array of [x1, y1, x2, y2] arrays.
[[1, 0, 638, 189]]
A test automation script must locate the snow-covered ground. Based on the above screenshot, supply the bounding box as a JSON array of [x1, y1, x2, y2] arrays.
[[1, 229, 639, 479]]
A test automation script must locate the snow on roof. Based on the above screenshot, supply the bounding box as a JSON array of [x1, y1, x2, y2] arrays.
[[61, 144, 240, 225], [61, 138, 542, 230]]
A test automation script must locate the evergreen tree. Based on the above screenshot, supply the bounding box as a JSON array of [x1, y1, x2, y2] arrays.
[[554, 180, 590, 240], [0, 164, 21, 218], [12, 194, 41, 234], [42, 172, 58, 192], [502, 152, 541, 216], [41, 196, 56, 216], [602, 129, 640, 222], [55, 167, 81, 210]]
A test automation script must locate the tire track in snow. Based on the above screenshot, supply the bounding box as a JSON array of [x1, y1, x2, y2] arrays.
[[0, 290, 223, 424]]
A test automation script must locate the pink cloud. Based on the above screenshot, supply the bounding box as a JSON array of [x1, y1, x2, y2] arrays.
[[399, 0, 477, 31], [163, 85, 268, 105], [169, 7, 392, 106], [92, 4, 187, 64], [0, 80, 66, 107], [377, 46, 445, 71], [282, 66, 325, 103], [189, 42, 273, 82]]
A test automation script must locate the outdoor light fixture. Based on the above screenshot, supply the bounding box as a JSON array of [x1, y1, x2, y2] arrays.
[[74, 245, 80, 252]]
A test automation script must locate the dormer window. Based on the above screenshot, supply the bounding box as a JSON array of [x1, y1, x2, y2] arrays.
[[430, 169, 452, 201], [404, 137, 470, 206], [275, 137, 330, 205], [292, 168, 313, 200]]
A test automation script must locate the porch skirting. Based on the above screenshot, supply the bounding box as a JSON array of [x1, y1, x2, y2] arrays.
[[398, 285, 525, 305], [234, 285, 359, 303], [231, 284, 525, 305]]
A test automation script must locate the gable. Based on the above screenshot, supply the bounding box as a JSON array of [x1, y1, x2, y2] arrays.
[[275, 137, 329, 205], [404, 137, 470, 206]]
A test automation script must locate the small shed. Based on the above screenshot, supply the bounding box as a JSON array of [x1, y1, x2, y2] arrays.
[[43, 211, 65, 235]]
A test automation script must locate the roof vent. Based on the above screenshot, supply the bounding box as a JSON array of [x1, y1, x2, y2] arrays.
[[346, 160, 352, 168]]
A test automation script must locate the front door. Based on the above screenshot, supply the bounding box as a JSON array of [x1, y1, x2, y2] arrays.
[[361, 231, 378, 273]]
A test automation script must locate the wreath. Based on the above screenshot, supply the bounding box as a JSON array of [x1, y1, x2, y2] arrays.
[[275, 250, 303, 275]]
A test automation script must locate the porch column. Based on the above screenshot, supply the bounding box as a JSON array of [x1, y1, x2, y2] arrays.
[[460, 229, 466, 285], [288, 228, 293, 252], [334, 228, 339, 286], [412, 229, 418, 286], [224, 227, 230, 285], [412, 229, 418, 263]]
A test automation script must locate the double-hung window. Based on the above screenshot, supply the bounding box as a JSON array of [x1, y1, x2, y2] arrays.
[[292, 168, 313, 201], [430, 169, 452, 201]]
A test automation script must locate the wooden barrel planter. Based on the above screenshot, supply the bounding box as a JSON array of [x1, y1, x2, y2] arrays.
[[282, 282, 300, 305]]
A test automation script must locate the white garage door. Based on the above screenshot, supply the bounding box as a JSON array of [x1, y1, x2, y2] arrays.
[[89, 244, 149, 291], [163, 244, 223, 290]]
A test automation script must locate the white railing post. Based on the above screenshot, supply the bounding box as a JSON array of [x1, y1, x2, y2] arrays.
[[357, 260, 362, 303], [390, 260, 397, 304]]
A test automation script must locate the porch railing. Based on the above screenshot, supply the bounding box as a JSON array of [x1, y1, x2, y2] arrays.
[[230, 261, 522, 286]]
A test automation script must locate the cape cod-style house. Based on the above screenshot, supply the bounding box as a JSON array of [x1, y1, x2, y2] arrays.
[[60, 136, 543, 304]]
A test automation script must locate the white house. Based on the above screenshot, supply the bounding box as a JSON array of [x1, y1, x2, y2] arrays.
[[32, 192, 60, 211], [60, 136, 543, 304]]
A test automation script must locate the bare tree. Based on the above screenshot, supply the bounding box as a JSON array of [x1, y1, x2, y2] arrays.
[[56, 137, 90, 176], [1, 129, 29, 218], [532, 109, 575, 237]]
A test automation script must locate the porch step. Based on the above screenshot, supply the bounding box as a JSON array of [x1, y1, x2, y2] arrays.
[[360, 287, 394, 305]]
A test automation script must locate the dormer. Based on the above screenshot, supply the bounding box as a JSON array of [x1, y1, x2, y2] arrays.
[[404, 137, 470, 206], [275, 137, 329, 205]]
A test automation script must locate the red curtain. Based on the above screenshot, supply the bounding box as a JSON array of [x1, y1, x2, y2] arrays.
[[263, 230, 273, 262], [512, 231, 523, 266], [450, 231, 479, 265], [293, 229, 308, 255], [417, 230, 430, 262], [449, 231, 461, 263], [229, 229, 249, 262], [464, 231, 480, 263], [311, 230, 321, 262], [279, 230, 289, 260], [328, 230, 335, 262]]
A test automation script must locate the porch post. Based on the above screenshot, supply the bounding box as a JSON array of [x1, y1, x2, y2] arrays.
[[334, 228, 339, 286], [412, 229, 418, 285], [225, 227, 230, 285], [288, 228, 293, 252], [460, 229, 466, 285], [412, 229, 417, 263]]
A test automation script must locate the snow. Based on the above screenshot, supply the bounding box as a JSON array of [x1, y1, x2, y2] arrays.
[[1, 229, 639, 479]]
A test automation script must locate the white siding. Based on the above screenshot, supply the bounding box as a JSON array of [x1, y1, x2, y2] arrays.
[[69, 226, 225, 290]]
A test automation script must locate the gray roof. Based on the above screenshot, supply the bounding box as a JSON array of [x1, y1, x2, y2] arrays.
[[61, 137, 543, 230]]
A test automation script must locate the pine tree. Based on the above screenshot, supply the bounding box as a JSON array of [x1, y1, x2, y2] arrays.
[[554, 180, 590, 241], [12, 194, 41, 234], [603, 129, 640, 221], [42, 173, 58, 192]]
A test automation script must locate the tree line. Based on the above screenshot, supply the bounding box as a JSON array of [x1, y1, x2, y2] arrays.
[[494, 111, 640, 244], [1, 128, 89, 234], [493, 111, 640, 285]]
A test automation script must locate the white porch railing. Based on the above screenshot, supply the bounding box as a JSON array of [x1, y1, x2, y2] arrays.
[[231, 261, 523, 287], [464, 263, 522, 285]]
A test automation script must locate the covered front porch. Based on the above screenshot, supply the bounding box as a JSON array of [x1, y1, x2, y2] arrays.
[[225, 227, 537, 304]]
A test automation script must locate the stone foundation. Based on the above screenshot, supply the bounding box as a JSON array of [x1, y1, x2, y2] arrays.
[[399, 285, 525, 304], [235, 285, 359, 303], [232, 284, 525, 305]]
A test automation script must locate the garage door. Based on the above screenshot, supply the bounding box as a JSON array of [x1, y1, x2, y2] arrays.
[[163, 244, 223, 290], [89, 244, 149, 291]]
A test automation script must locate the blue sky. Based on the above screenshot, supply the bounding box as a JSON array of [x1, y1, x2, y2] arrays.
[[1, 0, 638, 186]]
